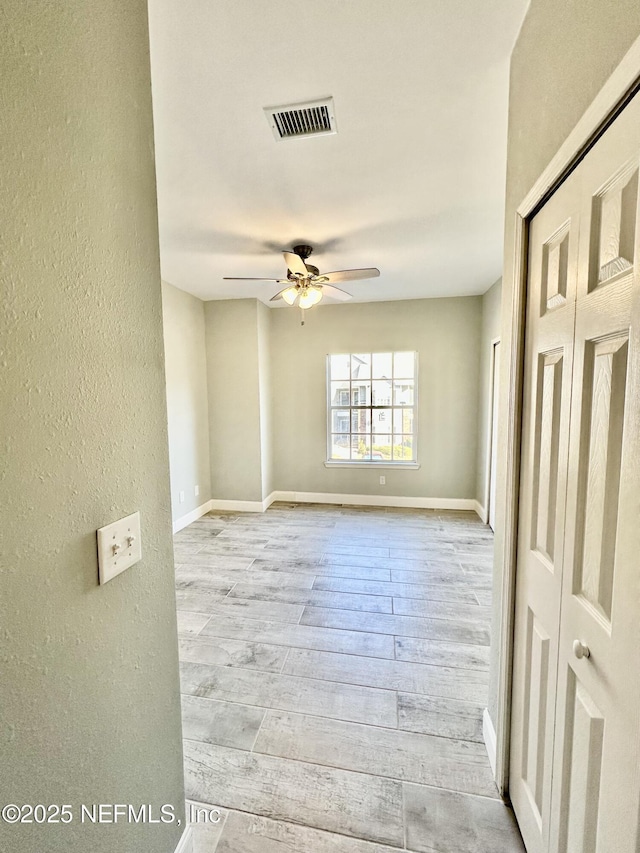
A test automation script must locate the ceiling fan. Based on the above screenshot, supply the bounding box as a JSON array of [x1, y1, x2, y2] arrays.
[[223, 244, 380, 310]]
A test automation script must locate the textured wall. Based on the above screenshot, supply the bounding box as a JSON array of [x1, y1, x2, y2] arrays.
[[475, 278, 502, 509], [488, 1, 640, 725], [162, 281, 212, 521], [0, 4, 185, 852], [270, 297, 482, 499]]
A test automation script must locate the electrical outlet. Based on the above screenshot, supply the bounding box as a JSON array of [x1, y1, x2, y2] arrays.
[[379, 476, 386, 485], [179, 491, 185, 504], [195, 484, 200, 497]]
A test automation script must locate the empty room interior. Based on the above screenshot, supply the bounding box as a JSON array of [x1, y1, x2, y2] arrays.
[[4, 2, 640, 853]]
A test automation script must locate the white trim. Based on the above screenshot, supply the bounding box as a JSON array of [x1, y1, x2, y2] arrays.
[[473, 500, 486, 523], [196, 491, 480, 516], [324, 461, 420, 469], [271, 490, 476, 511], [209, 498, 267, 513], [173, 500, 214, 534], [495, 33, 640, 796], [483, 708, 497, 778], [262, 491, 278, 510], [495, 211, 527, 797], [174, 825, 193, 853]]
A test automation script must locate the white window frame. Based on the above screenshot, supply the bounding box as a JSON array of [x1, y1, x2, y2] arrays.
[[325, 352, 420, 469]]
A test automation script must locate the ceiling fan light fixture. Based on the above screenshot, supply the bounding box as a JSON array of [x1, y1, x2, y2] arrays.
[[226, 245, 378, 311], [281, 285, 299, 305], [298, 286, 323, 310]]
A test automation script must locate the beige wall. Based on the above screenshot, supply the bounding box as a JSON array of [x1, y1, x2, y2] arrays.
[[162, 281, 212, 520], [475, 278, 502, 509], [200, 296, 482, 505], [270, 297, 482, 499], [257, 301, 274, 500], [488, 1, 640, 726], [0, 4, 185, 853], [204, 300, 265, 502]]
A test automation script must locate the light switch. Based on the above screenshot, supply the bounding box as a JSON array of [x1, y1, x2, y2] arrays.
[[195, 484, 200, 497], [97, 511, 142, 585], [179, 491, 185, 504]]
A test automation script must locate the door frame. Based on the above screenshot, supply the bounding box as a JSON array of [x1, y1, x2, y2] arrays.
[[484, 336, 501, 528], [494, 33, 640, 795]]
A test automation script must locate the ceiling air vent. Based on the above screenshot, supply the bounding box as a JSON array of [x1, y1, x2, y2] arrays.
[[264, 97, 337, 141]]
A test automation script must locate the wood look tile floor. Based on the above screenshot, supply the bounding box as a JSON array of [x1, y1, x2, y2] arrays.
[[174, 503, 524, 852]]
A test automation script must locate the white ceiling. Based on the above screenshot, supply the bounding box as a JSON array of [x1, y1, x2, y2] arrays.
[[148, 0, 528, 305]]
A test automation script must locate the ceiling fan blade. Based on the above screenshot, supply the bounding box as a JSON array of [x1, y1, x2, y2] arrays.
[[223, 275, 289, 284], [223, 277, 287, 281], [321, 268, 380, 283], [283, 251, 309, 277], [321, 284, 352, 302]]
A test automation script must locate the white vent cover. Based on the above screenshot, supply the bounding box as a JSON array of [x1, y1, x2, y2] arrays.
[[264, 97, 337, 141]]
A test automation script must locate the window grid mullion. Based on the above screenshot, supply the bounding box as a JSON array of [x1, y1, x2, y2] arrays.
[[330, 352, 415, 463]]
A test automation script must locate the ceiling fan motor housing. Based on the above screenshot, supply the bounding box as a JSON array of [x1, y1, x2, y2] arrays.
[[292, 244, 314, 260], [287, 266, 320, 280]]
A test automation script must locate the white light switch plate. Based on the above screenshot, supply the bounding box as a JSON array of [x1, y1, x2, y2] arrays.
[[97, 511, 142, 584]]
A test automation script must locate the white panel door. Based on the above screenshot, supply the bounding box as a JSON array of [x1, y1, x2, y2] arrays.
[[547, 94, 640, 853], [510, 166, 580, 853], [511, 92, 640, 853]]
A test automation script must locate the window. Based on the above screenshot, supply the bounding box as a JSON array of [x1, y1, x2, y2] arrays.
[[327, 352, 417, 463]]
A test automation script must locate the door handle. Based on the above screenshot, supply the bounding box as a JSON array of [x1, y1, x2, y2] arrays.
[[573, 640, 590, 660]]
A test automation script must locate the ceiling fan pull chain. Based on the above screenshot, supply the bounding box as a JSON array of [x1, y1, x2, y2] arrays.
[[300, 307, 305, 326]]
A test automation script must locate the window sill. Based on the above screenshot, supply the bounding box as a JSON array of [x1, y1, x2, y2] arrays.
[[324, 461, 420, 470]]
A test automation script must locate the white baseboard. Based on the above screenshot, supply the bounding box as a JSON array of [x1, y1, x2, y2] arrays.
[[174, 825, 193, 853], [271, 490, 477, 511], [262, 491, 278, 510], [209, 497, 269, 513], [483, 708, 497, 778], [474, 500, 488, 523], [173, 500, 215, 533], [188, 491, 480, 519]]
